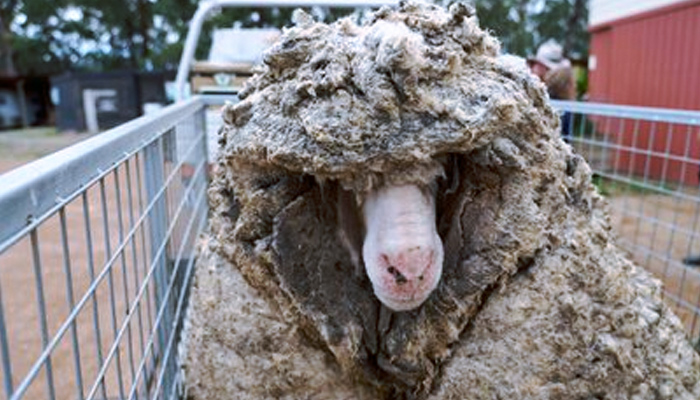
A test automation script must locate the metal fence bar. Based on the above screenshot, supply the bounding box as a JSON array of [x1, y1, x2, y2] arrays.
[[0, 280, 13, 398], [661, 125, 694, 282], [134, 160, 207, 400], [29, 229, 56, 400], [124, 158, 150, 400], [692, 274, 700, 336], [125, 133, 208, 400], [99, 176, 127, 400], [81, 191, 108, 400], [636, 121, 657, 262], [551, 100, 700, 126], [59, 207, 85, 400], [572, 136, 700, 169], [151, 184, 208, 399], [143, 134, 170, 396], [133, 151, 159, 396], [113, 167, 139, 392]]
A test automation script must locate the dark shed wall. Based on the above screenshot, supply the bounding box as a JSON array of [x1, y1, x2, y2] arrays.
[[51, 71, 172, 132]]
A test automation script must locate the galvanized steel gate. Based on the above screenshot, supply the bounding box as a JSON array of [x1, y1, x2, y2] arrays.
[[0, 96, 217, 400]]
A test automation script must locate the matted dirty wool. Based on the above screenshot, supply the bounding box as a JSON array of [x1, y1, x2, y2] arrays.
[[181, 2, 700, 399]]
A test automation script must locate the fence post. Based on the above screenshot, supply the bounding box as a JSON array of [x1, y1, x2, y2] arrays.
[[143, 134, 173, 397]]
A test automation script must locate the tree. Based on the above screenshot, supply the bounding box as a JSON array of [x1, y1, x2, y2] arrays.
[[472, 0, 535, 57], [532, 0, 588, 59], [6, 1, 589, 75], [458, 0, 589, 60], [8, 0, 366, 74], [0, 0, 19, 76]]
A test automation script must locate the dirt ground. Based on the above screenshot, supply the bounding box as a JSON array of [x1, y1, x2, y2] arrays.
[[0, 127, 93, 176], [607, 192, 700, 340], [1, 128, 700, 399]]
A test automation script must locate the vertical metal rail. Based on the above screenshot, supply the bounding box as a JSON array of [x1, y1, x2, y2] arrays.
[[134, 151, 159, 396], [29, 229, 56, 400], [0, 281, 13, 398], [81, 191, 108, 400], [143, 134, 171, 396], [59, 208, 85, 400], [99, 177, 127, 400], [113, 167, 139, 391], [125, 158, 150, 400]]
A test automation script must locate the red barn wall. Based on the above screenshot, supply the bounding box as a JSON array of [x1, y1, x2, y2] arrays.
[[588, 0, 700, 185]]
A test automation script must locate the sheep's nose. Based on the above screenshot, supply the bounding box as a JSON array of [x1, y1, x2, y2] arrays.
[[380, 248, 433, 288]]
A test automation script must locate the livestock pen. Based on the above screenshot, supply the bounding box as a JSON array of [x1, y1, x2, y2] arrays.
[[1, 4, 700, 400]]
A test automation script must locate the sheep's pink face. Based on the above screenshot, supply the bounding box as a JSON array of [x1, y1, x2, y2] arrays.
[[361, 185, 444, 311]]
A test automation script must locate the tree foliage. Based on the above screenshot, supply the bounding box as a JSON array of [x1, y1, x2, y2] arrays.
[[3, 0, 589, 76], [472, 0, 589, 59]]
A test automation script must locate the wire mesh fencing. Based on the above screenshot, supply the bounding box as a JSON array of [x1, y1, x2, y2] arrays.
[[0, 96, 224, 400], [553, 100, 700, 345]]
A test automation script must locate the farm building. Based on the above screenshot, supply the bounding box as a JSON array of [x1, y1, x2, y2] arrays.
[[587, 0, 700, 184], [50, 71, 174, 133]]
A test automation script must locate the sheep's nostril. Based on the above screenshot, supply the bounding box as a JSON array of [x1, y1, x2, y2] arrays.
[[387, 266, 408, 285], [418, 275, 424, 281]]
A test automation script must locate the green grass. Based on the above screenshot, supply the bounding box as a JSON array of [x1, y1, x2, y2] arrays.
[[592, 174, 676, 197], [0, 126, 92, 164]]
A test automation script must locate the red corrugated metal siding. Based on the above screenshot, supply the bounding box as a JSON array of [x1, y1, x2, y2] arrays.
[[588, 1, 700, 185]]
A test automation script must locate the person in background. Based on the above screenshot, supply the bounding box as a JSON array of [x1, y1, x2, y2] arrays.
[[527, 40, 575, 141], [527, 40, 571, 81], [545, 66, 576, 141]]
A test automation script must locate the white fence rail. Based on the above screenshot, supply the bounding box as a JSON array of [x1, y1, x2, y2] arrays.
[[0, 95, 225, 400], [554, 100, 700, 347]]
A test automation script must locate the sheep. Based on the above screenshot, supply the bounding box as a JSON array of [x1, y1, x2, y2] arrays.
[[180, 2, 700, 399]]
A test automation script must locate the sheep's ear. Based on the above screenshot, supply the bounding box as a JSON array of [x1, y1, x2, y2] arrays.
[[436, 154, 465, 230], [337, 186, 365, 277], [444, 153, 461, 194]]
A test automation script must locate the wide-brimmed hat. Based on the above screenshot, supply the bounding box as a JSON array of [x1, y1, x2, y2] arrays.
[[528, 40, 571, 70]]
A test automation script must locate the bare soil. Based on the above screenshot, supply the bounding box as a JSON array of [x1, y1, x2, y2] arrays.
[[608, 192, 700, 340], [0, 128, 93, 176]]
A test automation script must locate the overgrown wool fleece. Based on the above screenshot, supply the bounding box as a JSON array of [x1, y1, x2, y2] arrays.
[[181, 2, 700, 399]]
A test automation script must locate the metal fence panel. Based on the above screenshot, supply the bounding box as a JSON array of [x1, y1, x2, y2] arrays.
[[0, 96, 218, 400], [553, 100, 700, 347]]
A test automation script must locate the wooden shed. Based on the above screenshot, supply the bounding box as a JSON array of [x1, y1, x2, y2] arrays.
[[588, 0, 700, 184]]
